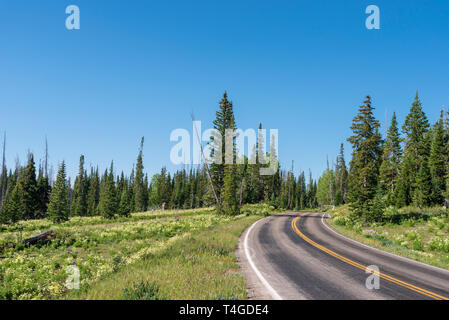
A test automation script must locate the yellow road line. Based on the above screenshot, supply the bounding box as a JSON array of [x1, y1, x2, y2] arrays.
[[291, 215, 449, 300]]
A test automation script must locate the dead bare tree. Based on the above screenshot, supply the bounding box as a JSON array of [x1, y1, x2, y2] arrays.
[[191, 112, 220, 207]]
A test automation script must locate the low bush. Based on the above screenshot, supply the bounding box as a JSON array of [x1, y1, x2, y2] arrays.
[[428, 237, 449, 252], [122, 281, 166, 300]]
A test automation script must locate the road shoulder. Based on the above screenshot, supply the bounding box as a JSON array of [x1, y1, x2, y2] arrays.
[[236, 216, 274, 300]]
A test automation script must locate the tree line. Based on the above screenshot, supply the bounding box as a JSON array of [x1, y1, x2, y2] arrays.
[[317, 92, 449, 222], [0, 92, 319, 224]]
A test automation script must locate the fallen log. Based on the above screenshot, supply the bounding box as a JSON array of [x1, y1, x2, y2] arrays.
[[22, 230, 56, 245], [0, 230, 56, 252]]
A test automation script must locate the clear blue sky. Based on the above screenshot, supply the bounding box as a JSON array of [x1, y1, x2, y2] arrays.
[[0, 0, 448, 181]]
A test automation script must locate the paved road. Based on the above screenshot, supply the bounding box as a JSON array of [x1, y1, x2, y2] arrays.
[[238, 212, 449, 300]]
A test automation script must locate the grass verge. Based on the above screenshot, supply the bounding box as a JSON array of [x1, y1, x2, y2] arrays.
[[71, 214, 262, 300], [327, 205, 449, 270]]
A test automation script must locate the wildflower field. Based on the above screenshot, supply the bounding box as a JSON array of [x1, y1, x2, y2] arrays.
[[0, 205, 274, 300]]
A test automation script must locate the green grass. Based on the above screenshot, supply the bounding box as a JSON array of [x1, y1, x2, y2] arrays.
[[72, 214, 261, 300], [327, 204, 449, 270], [0, 204, 274, 300]]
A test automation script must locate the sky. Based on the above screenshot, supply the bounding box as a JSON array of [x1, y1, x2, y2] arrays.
[[0, 0, 448, 182]]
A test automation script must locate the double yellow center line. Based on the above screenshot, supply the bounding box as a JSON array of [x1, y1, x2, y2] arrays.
[[291, 215, 449, 300]]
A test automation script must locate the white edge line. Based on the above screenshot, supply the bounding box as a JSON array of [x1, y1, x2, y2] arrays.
[[244, 219, 283, 300], [320, 213, 449, 276]]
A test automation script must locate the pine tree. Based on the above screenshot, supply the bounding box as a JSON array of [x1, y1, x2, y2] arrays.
[[445, 108, 449, 208], [399, 92, 430, 205], [18, 154, 38, 220], [413, 159, 432, 208], [99, 162, 117, 219], [0, 170, 18, 224], [347, 96, 382, 220], [317, 169, 334, 206], [220, 103, 240, 215], [445, 164, 449, 208], [298, 173, 305, 209], [47, 162, 69, 223], [86, 167, 100, 216], [36, 170, 51, 219], [236, 156, 249, 206], [266, 134, 281, 204], [143, 174, 149, 210], [152, 167, 171, 208], [133, 137, 146, 212], [279, 171, 288, 208], [334, 143, 348, 205], [248, 144, 261, 203], [210, 92, 235, 203], [428, 111, 447, 205], [4, 183, 22, 223], [379, 112, 402, 205], [71, 155, 88, 216], [0, 132, 7, 213], [252, 124, 265, 203], [118, 184, 132, 217]]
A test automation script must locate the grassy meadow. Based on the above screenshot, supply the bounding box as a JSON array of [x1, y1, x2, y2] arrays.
[[0, 204, 275, 300]]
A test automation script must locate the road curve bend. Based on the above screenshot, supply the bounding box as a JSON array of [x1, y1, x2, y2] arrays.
[[237, 212, 449, 300]]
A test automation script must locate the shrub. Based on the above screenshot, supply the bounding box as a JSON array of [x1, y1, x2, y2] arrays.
[[333, 216, 347, 226], [406, 232, 418, 240], [240, 204, 275, 216], [428, 237, 449, 252], [122, 281, 166, 300], [412, 239, 423, 251]]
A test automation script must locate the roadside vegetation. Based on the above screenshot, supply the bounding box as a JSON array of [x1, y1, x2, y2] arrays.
[[312, 93, 449, 270], [316, 93, 449, 222], [327, 205, 449, 270], [312, 93, 449, 269], [0, 204, 277, 300]]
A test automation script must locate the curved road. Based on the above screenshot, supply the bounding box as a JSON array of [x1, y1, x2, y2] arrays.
[[238, 212, 449, 300]]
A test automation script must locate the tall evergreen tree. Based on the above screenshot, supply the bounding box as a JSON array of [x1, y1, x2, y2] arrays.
[[18, 154, 38, 220], [379, 112, 402, 205], [133, 137, 146, 212], [220, 102, 240, 215], [4, 183, 22, 223], [334, 143, 348, 205], [99, 162, 117, 219], [347, 96, 383, 220], [316, 168, 334, 206], [47, 162, 69, 223], [265, 135, 280, 205], [0, 132, 7, 213], [86, 167, 100, 216], [36, 169, 51, 219], [428, 111, 447, 205], [118, 183, 132, 217], [210, 92, 235, 205], [413, 158, 432, 208], [445, 164, 449, 208], [71, 155, 88, 216], [399, 92, 430, 205]]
